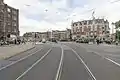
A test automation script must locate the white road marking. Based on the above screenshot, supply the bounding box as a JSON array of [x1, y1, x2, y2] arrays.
[[55, 46, 64, 80], [16, 48, 52, 80], [93, 52, 120, 67], [76, 43, 120, 68], [0, 47, 43, 71], [105, 58, 120, 66], [71, 48, 97, 80]]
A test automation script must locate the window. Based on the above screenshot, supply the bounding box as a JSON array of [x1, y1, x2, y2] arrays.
[[13, 11, 17, 15], [8, 14, 11, 18], [76, 27, 78, 32], [84, 21, 87, 25], [88, 26, 91, 31], [12, 22, 16, 26], [102, 27, 104, 29], [7, 8, 11, 12], [88, 20, 93, 24], [106, 31, 110, 33], [84, 26, 86, 31], [0, 21, 2, 26], [105, 25, 107, 30], [97, 25, 100, 30], [7, 27, 11, 32], [14, 28, 17, 32], [7, 22, 11, 25], [94, 26, 97, 31], [80, 22, 82, 25], [76, 23, 78, 26], [13, 16, 17, 20]]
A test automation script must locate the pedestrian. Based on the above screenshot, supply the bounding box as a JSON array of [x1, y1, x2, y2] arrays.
[[96, 39, 99, 45], [14, 39, 17, 44]]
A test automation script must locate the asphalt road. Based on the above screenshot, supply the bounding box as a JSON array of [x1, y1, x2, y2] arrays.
[[0, 42, 120, 80]]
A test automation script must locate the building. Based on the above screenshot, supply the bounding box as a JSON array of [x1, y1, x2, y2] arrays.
[[52, 30, 60, 40], [71, 19, 110, 40], [110, 33, 116, 41], [23, 32, 35, 42], [52, 29, 71, 41], [66, 28, 72, 41], [38, 31, 51, 41], [0, 0, 19, 40], [23, 31, 51, 42], [59, 31, 67, 41], [23, 29, 71, 42]]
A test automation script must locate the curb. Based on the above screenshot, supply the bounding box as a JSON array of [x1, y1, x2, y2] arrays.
[[3, 46, 35, 60]]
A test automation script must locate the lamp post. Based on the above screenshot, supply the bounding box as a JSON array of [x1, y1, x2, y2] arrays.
[[92, 11, 96, 43], [3, 7, 6, 42], [116, 28, 120, 41], [111, 22, 115, 41]]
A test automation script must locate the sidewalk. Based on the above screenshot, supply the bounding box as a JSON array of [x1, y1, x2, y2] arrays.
[[0, 42, 35, 60]]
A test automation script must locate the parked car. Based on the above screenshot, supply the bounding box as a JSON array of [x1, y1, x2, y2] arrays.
[[0, 41, 9, 45], [42, 39, 46, 43], [52, 39, 57, 43], [76, 39, 81, 43]]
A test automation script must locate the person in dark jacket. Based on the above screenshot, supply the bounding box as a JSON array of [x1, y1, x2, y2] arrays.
[[96, 39, 99, 45]]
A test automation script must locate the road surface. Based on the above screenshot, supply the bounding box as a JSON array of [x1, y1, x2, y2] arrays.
[[0, 42, 120, 80]]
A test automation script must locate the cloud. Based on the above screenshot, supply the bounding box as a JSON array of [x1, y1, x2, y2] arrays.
[[4, 0, 120, 35]]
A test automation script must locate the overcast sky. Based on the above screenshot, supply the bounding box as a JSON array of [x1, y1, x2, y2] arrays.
[[4, 0, 120, 35]]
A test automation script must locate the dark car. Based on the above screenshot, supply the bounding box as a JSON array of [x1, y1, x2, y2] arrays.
[[76, 40, 80, 43], [52, 39, 57, 43]]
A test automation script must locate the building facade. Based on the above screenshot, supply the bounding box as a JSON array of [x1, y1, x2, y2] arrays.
[[71, 19, 110, 40], [23, 32, 51, 42], [0, 0, 19, 40], [52, 29, 71, 41], [38, 32, 51, 41]]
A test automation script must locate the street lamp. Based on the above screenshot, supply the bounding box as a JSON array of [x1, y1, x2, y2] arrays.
[[116, 28, 120, 41], [92, 11, 96, 43]]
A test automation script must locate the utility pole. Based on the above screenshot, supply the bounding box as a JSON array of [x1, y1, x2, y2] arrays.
[[3, 6, 6, 42], [92, 11, 95, 43], [111, 22, 115, 40], [112, 23, 114, 34], [116, 28, 120, 41]]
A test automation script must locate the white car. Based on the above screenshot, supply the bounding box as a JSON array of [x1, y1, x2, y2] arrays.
[[42, 39, 46, 43], [89, 42, 93, 44]]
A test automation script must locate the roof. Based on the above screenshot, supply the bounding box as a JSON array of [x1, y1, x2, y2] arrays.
[[72, 19, 109, 25]]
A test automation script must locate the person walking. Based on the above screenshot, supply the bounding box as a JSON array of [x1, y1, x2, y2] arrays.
[[96, 39, 99, 45]]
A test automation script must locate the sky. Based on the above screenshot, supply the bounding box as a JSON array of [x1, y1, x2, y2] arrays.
[[4, 0, 120, 36]]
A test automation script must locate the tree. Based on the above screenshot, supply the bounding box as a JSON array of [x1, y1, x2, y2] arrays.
[[116, 30, 120, 41], [115, 20, 120, 29], [115, 20, 120, 41]]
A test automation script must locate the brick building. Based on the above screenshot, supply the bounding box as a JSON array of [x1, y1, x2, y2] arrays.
[[71, 19, 110, 40], [0, 0, 19, 40]]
